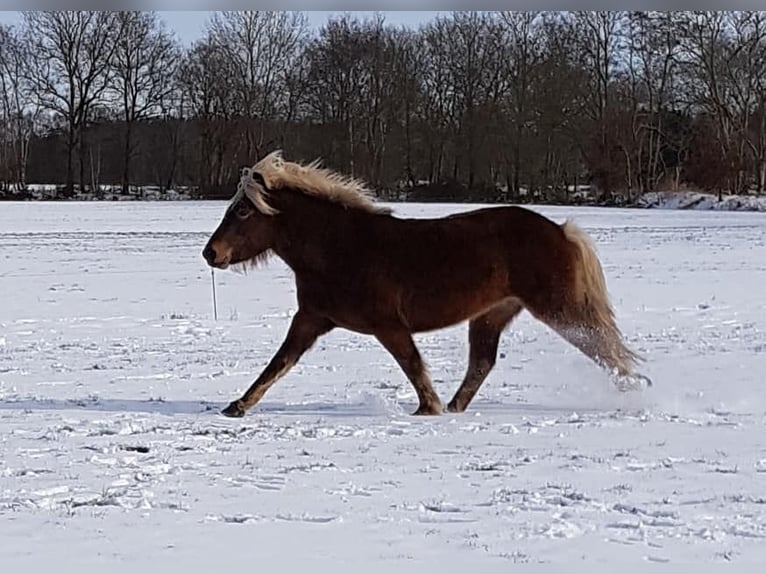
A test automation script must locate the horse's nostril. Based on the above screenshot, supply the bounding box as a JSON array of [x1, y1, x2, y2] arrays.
[[203, 245, 216, 263]]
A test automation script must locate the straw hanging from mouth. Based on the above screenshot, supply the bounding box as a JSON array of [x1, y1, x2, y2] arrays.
[[211, 269, 218, 321]]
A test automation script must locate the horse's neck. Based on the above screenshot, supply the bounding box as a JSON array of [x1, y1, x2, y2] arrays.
[[272, 197, 352, 275]]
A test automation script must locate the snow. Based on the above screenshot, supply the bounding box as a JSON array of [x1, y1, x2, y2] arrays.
[[10, 184, 193, 202], [2, 200, 766, 567], [639, 190, 766, 212]]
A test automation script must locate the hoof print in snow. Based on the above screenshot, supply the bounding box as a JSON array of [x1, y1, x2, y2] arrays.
[[120, 445, 150, 454]]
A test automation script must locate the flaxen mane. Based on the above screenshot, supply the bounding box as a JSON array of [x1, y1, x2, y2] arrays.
[[234, 150, 391, 216]]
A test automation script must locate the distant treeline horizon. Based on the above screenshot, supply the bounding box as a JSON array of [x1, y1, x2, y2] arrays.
[[2, 11, 766, 202]]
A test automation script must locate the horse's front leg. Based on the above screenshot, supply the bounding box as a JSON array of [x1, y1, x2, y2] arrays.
[[375, 329, 443, 416], [221, 310, 334, 418]]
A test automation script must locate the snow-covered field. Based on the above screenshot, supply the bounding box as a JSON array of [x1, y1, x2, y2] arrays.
[[2, 201, 766, 568], [639, 190, 766, 212]]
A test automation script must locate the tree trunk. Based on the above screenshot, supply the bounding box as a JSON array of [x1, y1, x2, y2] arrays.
[[512, 135, 521, 199], [15, 119, 30, 191], [79, 123, 87, 196], [165, 122, 180, 193], [65, 124, 75, 197], [122, 120, 133, 195], [90, 145, 101, 197], [624, 147, 633, 203]]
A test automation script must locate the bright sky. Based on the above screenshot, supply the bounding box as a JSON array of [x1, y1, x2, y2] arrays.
[[0, 11, 443, 44]]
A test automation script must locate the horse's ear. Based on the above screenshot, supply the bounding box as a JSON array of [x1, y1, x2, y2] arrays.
[[252, 171, 268, 190]]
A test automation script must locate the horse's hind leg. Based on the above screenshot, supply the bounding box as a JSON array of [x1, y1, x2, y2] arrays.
[[447, 298, 523, 413], [376, 329, 442, 415]]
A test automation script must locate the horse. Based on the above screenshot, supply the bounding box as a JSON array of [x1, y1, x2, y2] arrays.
[[202, 151, 649, 418]]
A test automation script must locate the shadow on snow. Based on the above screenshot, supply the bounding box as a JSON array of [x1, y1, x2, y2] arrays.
[[0, 394, 639, 418]]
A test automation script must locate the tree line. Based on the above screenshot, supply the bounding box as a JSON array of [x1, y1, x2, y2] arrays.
[[2, 11, 766, 202]]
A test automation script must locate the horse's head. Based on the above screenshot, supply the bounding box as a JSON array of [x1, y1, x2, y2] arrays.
[[202, 169, 277, 270]]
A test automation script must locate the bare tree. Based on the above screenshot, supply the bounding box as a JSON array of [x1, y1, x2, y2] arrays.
[[207, 11, 307, 161], [11, 10, 766, 203], [499, 11, 545, 198], [572, 11, 624, 125], [0, 24, 39, 191], [677, 11, 741, 195], [356, 14, 390, 185], [154, 81, 187, 193], [178, 37, 239, 193], [111, 11, 179, 194], [378, 26, 422, 189], [304, 15, 369, 175], [621, 11, 682, 192], [726, 11, 766, 193], [280, 38, 310, 131], [533, 14, 587, 199], [420, 12, 506, 187], [417, 20, 454, 183], [327, 14, 413, 186], [23, 11, 122, 196], [570, 11, 626, 197]]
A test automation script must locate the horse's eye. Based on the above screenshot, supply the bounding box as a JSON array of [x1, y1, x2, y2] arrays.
[[234, 202, 252, 219]]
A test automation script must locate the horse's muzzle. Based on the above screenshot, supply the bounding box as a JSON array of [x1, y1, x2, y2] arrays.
[[202, 244, 217, 266]]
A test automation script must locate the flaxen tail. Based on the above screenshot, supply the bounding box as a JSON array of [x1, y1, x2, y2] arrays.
[[560, 219, 642, 376]]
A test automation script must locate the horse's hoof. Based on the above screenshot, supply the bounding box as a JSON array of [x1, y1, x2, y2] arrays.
[[613, 373, 652, 392], [446, 401, 465, 413], [413, 403, 443, 416], [222, 401, 246, 418]]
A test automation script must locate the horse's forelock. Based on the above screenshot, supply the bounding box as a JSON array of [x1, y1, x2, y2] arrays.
[[233, 165, 279, 216]]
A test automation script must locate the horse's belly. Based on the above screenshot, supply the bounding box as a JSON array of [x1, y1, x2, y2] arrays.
[[406, 289, 509, 332]]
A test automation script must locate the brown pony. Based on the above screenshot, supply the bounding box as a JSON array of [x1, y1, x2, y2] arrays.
[[202, 151, 649, 418]]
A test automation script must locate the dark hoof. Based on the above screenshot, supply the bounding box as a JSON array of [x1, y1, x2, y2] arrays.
[[446, 401, 465, 414], [413, 402, 443, 416], [221, 401, 246, 418]]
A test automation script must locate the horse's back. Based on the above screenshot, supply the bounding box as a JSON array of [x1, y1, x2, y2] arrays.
[[371, 205, 571, 331], [391, 205, 566, 264]]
